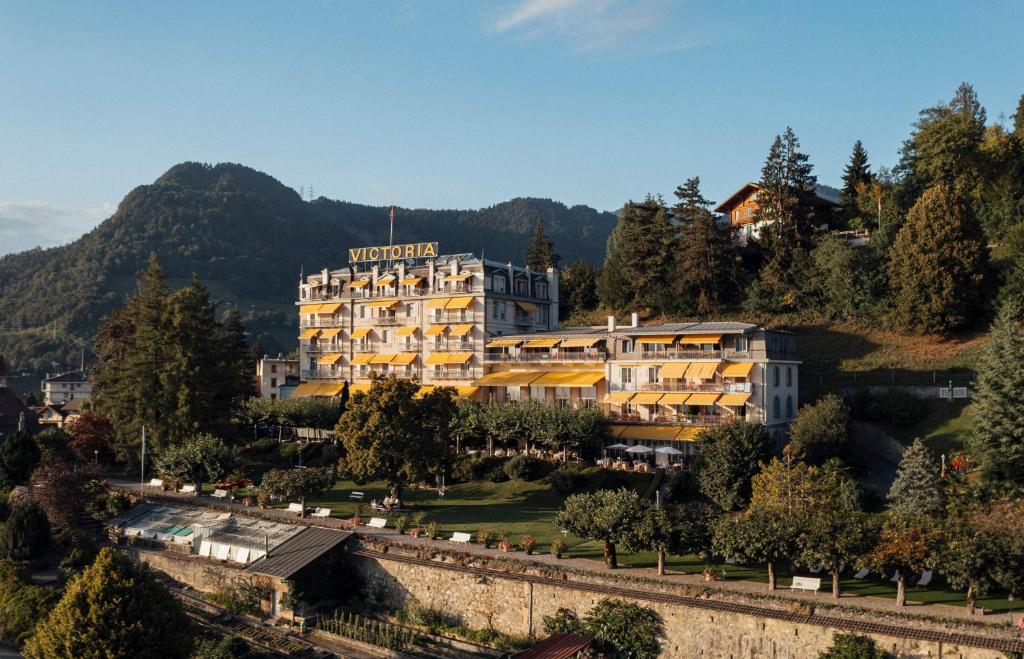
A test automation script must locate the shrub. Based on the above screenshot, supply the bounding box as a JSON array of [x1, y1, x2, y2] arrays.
[[546, 463, 585, 494], [0, 501, 50, 562], [818, 632, 889, 658], [485, 463, 510, 483], [425, 521, 440, 539], [520, 534, 536, 554], [278, 443, 301, 461], [542, 607, 581, 635], [393, 515, 409, 535], [477, 529, 496, 547], [550, 537, 568, 558], [0, 562, 58, 647], [502, 455, 549, 481], [452, 456, 509, 483]]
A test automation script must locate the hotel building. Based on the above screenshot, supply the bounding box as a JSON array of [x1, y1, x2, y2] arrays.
[[294, 243, 799, 454]]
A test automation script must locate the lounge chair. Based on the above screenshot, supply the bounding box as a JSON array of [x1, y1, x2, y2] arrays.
[[179, 484, 196, 494], [312, 508, 331, 518], [349, 491, 365, 501], [809, 564, 824, 574], [916, 570, 933, 587], [366, 517, 388, 529], [853, 568, 870, 579], [212, 489, 228, 499], [287, 503, 304, 515]]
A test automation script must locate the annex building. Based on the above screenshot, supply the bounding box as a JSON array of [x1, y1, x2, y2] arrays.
[[293, 242, 799, 451]]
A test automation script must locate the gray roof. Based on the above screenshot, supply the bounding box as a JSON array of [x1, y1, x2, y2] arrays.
[[42, 370, 89, 384], [245, 526, 351, 579], [492, 321, 760, 342]]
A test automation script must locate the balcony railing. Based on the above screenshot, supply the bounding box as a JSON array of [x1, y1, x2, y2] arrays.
[[484, 350, 608, 363], [398, 342, 422, 352], [620, 349, 723, 361], [430, 370, 480, 381], [429, 313, 481, 324], [631, 381, 753, 393], [301, 343, 344, 354], [607, 412, 734, 426], [302, 369, 343, 379], [300, 318, 344, 328]]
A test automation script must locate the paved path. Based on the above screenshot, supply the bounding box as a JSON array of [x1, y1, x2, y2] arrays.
[[109, 479, 1021, 628]]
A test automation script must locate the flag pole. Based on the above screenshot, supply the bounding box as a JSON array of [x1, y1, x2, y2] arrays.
[[387, 205, 395, 268], [140, 425, 147, 501]]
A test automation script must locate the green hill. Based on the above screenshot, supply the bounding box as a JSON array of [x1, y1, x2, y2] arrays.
[[0, 162, 617, 370]]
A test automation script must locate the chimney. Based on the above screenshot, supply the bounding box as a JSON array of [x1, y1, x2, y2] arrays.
[[631, 312, 639, 328], [607, 315, 616, 332]]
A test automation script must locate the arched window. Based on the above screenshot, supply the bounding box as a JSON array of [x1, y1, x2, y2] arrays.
[[773, 395, 781, 419], [786, 367, 792, 387], [786, 395, 794, 418], [773, 366, 780, 387]]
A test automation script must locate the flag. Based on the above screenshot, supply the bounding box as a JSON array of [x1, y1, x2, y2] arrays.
[[389, 206, 395, 222]]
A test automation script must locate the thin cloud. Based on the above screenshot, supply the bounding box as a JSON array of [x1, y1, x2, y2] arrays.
[[486, 0, 704, 54], [0, 200, 112, 256]]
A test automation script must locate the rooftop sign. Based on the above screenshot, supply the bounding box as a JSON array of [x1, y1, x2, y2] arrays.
[[348, 242, 438, 263]]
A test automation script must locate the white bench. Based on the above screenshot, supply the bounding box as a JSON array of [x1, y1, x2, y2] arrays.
[[312, 508, 331, 518], [916, 570, 933, 587], [179, 484, 196, 494], [287, 503, 305, 514], [366, 517, 388, 529], [212, 489, 228, 499], [853, 568, 870, 579], [790, 576, 821, 592], [148, 478, 164, 488], [450, 532, 472, 545], [349, 491, 365, 501]]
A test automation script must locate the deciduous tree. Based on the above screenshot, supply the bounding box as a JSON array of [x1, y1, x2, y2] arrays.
[[786, 393, 851, 464], [66, 412, 116, 465], [694, 422, 771, 511], [555, 488, 648, 568], [259, 466, 335, 517], [863, 519, 934, 606], [154, 432, 233, 494]]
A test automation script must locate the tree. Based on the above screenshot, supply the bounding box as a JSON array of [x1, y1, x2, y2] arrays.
[[0, 562, 58, 648], [336, 376, 457, 498], [66, 412, 116, 465], [0, 501, 50, 562], [0, 429, 41, 489], [694, 422, 771, 511], [902, 82, 987, 195], [970, 299, 1024, 485], [887, 439, 944, 520], [840, 141, 873, 221], [24, 548, 195, 658], [811, 236, 887, 320], [713, 508, 797, 590], [259, 466, 335, 517], [863, 519, 933, 607], [581, 598, 664, 659], [887, 185, 986, 333], [191, 636, 253, 659], [555, 488, 648, 568], [633, 501, 717, 575], [154, 432, 233, 494], [525, 220, 561, 272], [786, 393, 851, 464], [30, 456, 95, 529], [559, 259, 598, 320], [596, 196, 675, 314], [818, 633, 889, 659], [672, 177, 738, 315]]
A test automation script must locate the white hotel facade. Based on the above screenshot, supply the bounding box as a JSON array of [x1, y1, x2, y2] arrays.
[[295, 243, 799, 452]]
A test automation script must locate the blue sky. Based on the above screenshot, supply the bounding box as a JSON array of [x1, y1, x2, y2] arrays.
[[1, 0, 1023, 254]]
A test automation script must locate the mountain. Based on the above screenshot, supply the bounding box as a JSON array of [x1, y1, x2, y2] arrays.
[[0, 162, 617, 370]]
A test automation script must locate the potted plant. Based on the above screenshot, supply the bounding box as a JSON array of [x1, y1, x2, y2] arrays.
[[551, 537, 567, 559], [257, 491, 270, 509], [521, 534, 536, 555], [394, 515, 409, 535], [477, 529, 496, 548], [349, 514, 363, 528], [425, 521, 440, 540], [498, 535, 512, 553]]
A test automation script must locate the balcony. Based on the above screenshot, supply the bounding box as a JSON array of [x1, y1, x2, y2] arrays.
[[632, 381, 753, 393], [484, 350, 608, 364], [431, 370, 480, 382], [429, 313, 481, 324], [302, 343, 343, 354], [302, 369, 342, 379], [607, 412, 734, 426], [620, 349, 723, 361], [398, 342, 422, 352], [373, 316, 400, 325], [300, 318, 344, 328]]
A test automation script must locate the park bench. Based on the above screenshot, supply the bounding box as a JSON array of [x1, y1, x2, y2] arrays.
[[450, 532, 472, 545], [148, 478, 164, 488], [312, 508, 331, 518], [212, 489, 228, 499], [179, 484, 196, 494], [287, 503, 305, 515], [366, 517, 388, 529], [349, 491, 365, 501], [790, 576, 821, 592]]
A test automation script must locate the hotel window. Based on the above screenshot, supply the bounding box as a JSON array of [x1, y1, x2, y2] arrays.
[[580, 387, 597, 407], [406, 303, 414, 317], [359, 306, 366, 319], [540, 306, 548, 324], [620, 367, 633, 384], [648, 367, 660, 383], [515, 279, 527, 296], [621, 339, 634, 353], [773, 395, 781, 419], [381, 330, 390, 344], [271, 378, 277, 388], [786, 367, 792, 387], [491, 301, 499, 319], [555, 387, 570, 404], [773, 366, 780, 387], [734, 336, 748, 352], [786, 395, 794, 418], [271, 364, 277, 373], [494, 276, 507, 293], [537, 282, 547, 299], [500, 302, 507, 320], [530, 385, 545, 401]]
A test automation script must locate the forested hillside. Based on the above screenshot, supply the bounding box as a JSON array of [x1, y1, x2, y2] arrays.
[[0, 162, 616, 369]]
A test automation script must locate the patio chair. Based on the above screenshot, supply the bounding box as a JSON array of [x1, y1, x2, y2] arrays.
[[852, 568, 870, 579], [312, 508, 331, 518], [916, 570, 933, 587], [889, 570, 901, 583]]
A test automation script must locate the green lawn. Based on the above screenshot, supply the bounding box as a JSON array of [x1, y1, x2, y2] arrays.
[[876, 400, 975, 455]]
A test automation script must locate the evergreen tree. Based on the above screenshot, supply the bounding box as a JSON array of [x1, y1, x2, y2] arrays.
[[671, 176, 738, 315], [524, 220, 561, 272], [163, 275, 222, 438], [595, 223, 632, 312], [840, 140, 872, 220], [887, 185, 986, 333], [0, 354, 6, 376], [0, 429, 41, 489], [220, 309, 254, 402], [24, 548, 194, 658], [887, 439, 945, 519], [558, 259, 598, 320], [903, 82, 987, 195], [970, 298, 1024, 485], [596, 196, 675, 314], [0, 500, 51, 562], [1015, 93, 1024, 136]]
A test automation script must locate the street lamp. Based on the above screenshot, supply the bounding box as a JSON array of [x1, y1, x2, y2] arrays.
[[93, 449, 98, 468]]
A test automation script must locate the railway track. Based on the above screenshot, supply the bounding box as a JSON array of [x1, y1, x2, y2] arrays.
[[352, 548, 1024, 654]]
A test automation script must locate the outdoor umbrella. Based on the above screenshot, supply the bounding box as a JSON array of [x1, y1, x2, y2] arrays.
[[655, 447, 684, 455], [606, 443, 630, 450], [625, 445, 653, 454]]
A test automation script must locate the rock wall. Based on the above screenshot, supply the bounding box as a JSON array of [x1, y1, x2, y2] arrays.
[[351, 548, 1014, 659]]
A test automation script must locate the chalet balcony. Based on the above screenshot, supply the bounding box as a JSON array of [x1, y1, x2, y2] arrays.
[[484, 350, 608, 364]]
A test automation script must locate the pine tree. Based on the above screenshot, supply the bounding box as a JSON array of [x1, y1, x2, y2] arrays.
[[1015, 93, 1024, 137], [672, 177, 737, 315], [907, 82, 987, 194], [887, 439, 945, 519], [840, 140, 872, 219], [671, 176, 715, 228], [970, 297, 1024, 485], [596, 196, 675, 314], [559, 259, 598, 320], [221, 309, 254, 403], [887, 185, 987, 333], [524, 220, 561, 272]]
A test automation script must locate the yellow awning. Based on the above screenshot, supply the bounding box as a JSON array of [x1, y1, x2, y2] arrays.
[[318, 383, 345, 396], [636, 335, 677, 344], [660, 392, 690, 405], [370, 354, 396, 364], [425, 352, 451, 365], [532, 371, 604, 386], [516, 301, 539, 313], [318, 353, 343, 365], [415, 385, 435, 398], [446, 273, 473, 281], [299, 328, 321, 340], [348, 280, 370, 289], [632, 392, 664, 405], [676, 427, 703, 441], [685, 361, 720, 379], [317, 303, 342, 314], [320, 328, 342, 339], [449, 323, 473, 336], [400, 276, 424, 286], [686, 392, 720, 406], [300, 304, 323, 313], [292, 383, 321, 397], [426, 352, 470, 365], [487, 338, 522, 348], [559, 337, 601, 348], [523, 338, 560, 348], [474, 371, 544, 386], [426, 298, 449, 309], [348, 383, 372, 394], [677, 334, 722, 345], [365, 299, 398, 308], [455, 386, 479, 398], [424, 324, 447, 336], [445, 296, 475, 310], [722, 362, 754, 378], [396, 325, 418, 336], [350, 327, 371, 340], [658, 362, 690, 379], [615, 425, 685, 441], [603, 391, 635, 404], [376, 274, 396, 283], [392, 353, 417, 365], [718, 392, 751, 406], [351, 353, 375, 364]]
